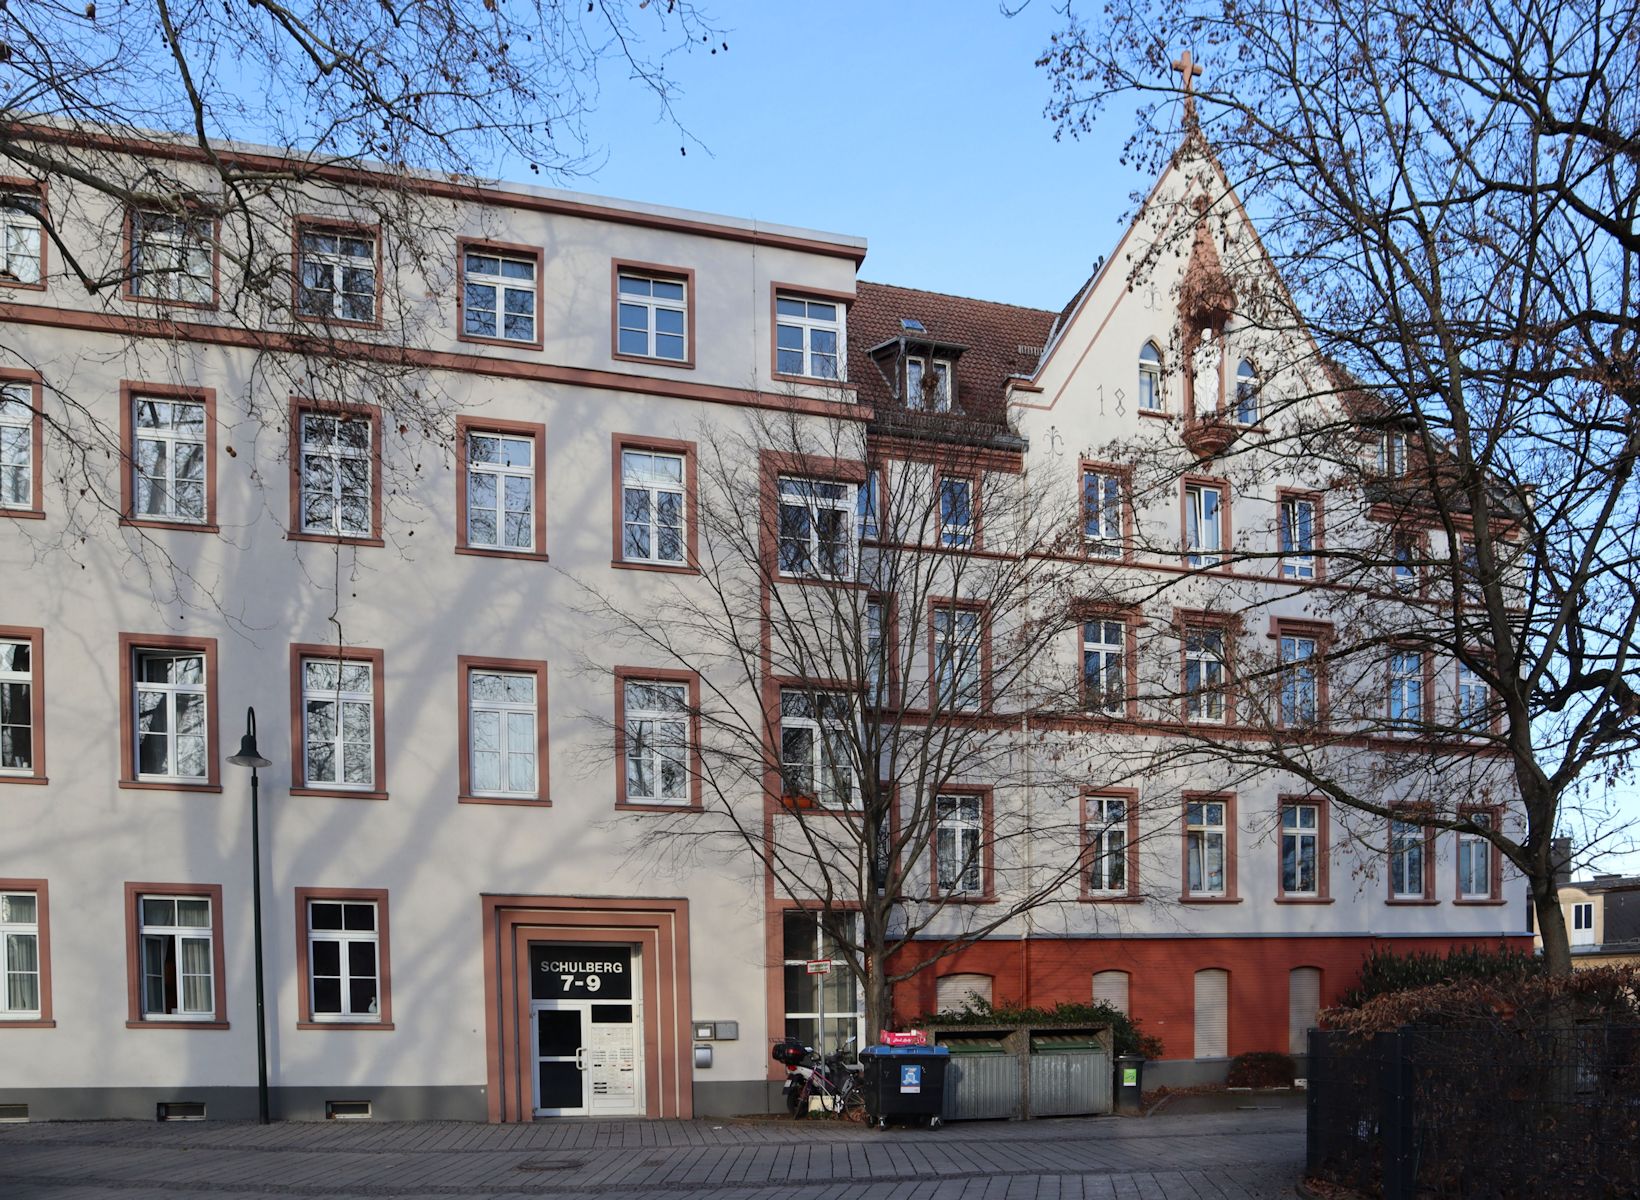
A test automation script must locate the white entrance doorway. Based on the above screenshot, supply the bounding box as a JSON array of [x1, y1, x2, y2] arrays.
[[528, 943, 643, 1117]]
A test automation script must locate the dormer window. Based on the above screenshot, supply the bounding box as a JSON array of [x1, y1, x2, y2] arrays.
[[907, 357, 952, 412]]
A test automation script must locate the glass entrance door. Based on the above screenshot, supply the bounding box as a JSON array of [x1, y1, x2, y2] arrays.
[[531, 1003, 586, 1116]]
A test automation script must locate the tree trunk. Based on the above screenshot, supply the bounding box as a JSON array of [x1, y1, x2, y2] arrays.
[[1533, 876, 1572, 976], [863, 948, 891, 1046]]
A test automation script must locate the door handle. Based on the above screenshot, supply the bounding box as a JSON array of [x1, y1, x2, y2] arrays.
[[575, 1047, 587, 1071]]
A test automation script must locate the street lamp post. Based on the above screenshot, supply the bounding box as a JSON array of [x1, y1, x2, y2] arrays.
[[228, 707, 273, 1124]]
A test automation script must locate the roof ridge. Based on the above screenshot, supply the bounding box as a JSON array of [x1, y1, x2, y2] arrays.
[[857, 278, 1057, 318]]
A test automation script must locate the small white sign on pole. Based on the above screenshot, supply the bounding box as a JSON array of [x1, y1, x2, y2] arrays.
[[805, 959, 832, 976]]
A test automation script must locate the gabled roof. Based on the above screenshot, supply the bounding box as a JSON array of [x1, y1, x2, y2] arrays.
[[849, 281, 1056, 437]]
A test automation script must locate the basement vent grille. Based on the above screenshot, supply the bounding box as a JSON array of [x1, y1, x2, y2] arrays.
[[0, 1104, 28, 1123], [157, 1101, 206, 1121], [326, 1100, 372, 1120]]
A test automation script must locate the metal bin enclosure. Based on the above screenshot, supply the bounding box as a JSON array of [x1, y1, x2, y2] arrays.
[[940, 1036, 1015, 1121], [861, 1045, 950, 1128], [1028, 1034, 1111, 1117]]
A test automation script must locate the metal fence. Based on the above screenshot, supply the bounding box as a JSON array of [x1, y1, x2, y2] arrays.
[[1307, 1024, 1640, 1199]]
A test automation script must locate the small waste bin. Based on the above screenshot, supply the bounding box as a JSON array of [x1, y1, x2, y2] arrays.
[[1114, 1054, 1145, 1114], [861, 1045, 950, 1129]]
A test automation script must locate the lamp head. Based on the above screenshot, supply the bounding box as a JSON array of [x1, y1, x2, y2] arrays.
[[227, 706, 273, 769]]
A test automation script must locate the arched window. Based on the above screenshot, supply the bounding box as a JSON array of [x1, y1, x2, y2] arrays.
[[1138, 342, 1163, 412], [935, 972, 993, 1013], [1234, 359, 1258, 424], [1092, 970, 1130, 1015], [1289, 967, 1322, 1055], [1194, 968, 1228, 1058]]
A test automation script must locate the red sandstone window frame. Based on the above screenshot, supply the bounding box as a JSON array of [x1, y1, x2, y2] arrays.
[[936, 469, 982, 551], [1180, 791, 1240, 904], [118, 381, 219, 533], [288, 643, 389, 801], [1275, 794, 1333, 904], [1276, 488, 1324, 581], [1076, 606, 1140, 720], [0, 178, 48, 292], [613, 666, 702, 812], [455, 239, 545, 352], [927, 597, 992, 714], [1176, 609, 1236, 726], [610, 259, 696, 368], [292, 218, 384, 331], [457, 655, 550, 806], [0, 368, 45, 519], [1080, 459, 1134, 562], [287, 398, 385, 547], [1386, 807, 1438, 904], [1271, 618, 1331, 729], [1454, 805, 1505, 905], [0, 878, 53, 1026], [929, 786, 995, 904], [121, 205, 222, 311], [1180, 474, 1231, 570], [293, 886, 394, 1029], [454, 416, 548, 561], [123, 880, 228, 1030], [769, 283, 852, 386], [117, 632, 222, 793], [0, 625, 46, 785], [1080, 787, 1140, 902], [611, 433, 699, 574]]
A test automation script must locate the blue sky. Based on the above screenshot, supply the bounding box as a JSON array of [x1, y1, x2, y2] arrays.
[[521, 0, 1150, 312]]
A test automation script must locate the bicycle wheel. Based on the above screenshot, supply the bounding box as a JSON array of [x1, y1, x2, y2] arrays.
[[838, 1081, 867, 1123], [791, 1079, 811, 1120]]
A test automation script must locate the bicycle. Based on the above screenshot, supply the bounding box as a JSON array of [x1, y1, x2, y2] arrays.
[[771, 1037, 866, 1121]]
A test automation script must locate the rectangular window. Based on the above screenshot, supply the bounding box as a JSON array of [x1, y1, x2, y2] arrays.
[[1279, 634, 1319, 727], [1572, 901, 1594, 944], [130, 392, 208, 524], [301, 655, 377, 792], [1281, 804, 1319, 896], [621, 449, 686, 565], [305, 898, 382, 1022], [298, 228, 376, 323], [624, 679, 689, 804], [935, 794, 983, 895], [1085, 795, 1128, 894], [0, 384, 35, 512], [616, 271, 687, 361], [468, 670, 538, 799], [782, 910, 862, 1052], [1185, 799, 1228, 897], [1083, 469, 1123, 557], [1083, 619, 1126, 715], [907, 358, 952, 411], [1379, 431, 1407, 477], [776, 477, 855, 580], [133, 649, 208, 782], [1390, 819, 1427, 900], [467, 430, 535, 552], [0, 636, 36, 776], [1184, 483, 1223, 568], [857, 470, 879, 542], [938, 476, 974, 548], [1457, 661, 1488, 731], [1457, 812, 1494, 900], [1279, 496, 1316, 579], [0, 191, 43, 285], [933, 605, 983, 711], [138, 894, 216, 1020], [462, 248, 537, 343], [775, 294, 843, 380], [1388, 650, 1423, 731], [128, 210, 214, 305], [779, 689, 855, 808], [865, 598, 888, 705], [298, 410, 375, 539], [0, 890, 41, 1018], [1183, 627, 1226, 723], [1392, 535, 1418, 590]]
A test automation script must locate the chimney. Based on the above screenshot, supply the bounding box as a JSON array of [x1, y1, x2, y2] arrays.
[[1551, 837, 1573, 889]]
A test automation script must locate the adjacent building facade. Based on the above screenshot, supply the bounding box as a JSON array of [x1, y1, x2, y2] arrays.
[[0, 125, 1528, 1121]]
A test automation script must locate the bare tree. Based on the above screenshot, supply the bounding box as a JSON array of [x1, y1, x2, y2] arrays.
[[1034, 0, 1640, 971], [573, 394, 1163, 1044]]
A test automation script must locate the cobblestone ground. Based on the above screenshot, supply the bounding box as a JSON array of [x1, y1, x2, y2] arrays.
[[0, 1106, 1304, 1199]]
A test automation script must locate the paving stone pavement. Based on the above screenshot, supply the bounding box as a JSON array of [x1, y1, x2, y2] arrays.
[[0, 1107, 1305, 1199]]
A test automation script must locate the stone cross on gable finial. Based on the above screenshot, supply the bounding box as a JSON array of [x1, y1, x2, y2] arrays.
[[1172, 49, 1203, 95]]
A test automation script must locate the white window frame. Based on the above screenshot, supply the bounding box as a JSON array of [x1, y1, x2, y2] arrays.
[[781, 910, 863, 1054], [0, 890, 41, 1018], [0, 385, 33, 511], [1457, 660, 1489, 731], [297, 229, 376, 322], [138, 894, 215, 1020], [1457, 812, 1493, 900], [131, 394, 207, 523], [1086, 795, 1128, 894], [778, 688, 856, 808], [133, 648, 209, 783], [1390, 819, 1427, 900], [616, 271, 687, 361], [1379, 430, 1407, 477], [1184, 627, 1226, 724], [1279, 496, 1315, 579], [775, 294, 844, 380], [0, 637, 34, 775], [1571, 901, 1595, 945], [624, 679, 689, 805], [1392, 536, 1419, 590], [1184, 483, 1223, 568], [1280, 634, 1319, 727], [1083, 469, 1122, 557], [938, 475, 975, 548], [1138, 341, 1163, 412], [0, 192, 42, 285], [1388, 650, 1424, 731], [1083, 619, 1126, 715], [299, 412, 373, 538], [907, 357, 952, 412], [776, 477, 855, 581], [936, 794, 984, 895], [301, 657, 375, 791], [1281, 803, 1319, 897], [468, 669, 538, 799], [466, 430, 535, 553], [933, 605, 983, 712], [1186, 799, 1228, 897], [306, 898, 381, 1023], [462, 249, 537, 343], [865, 598, 888, 705], [1233, 359, 1259, 424], [129, 210, 213, 304], [621, 449, 686, 565]]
